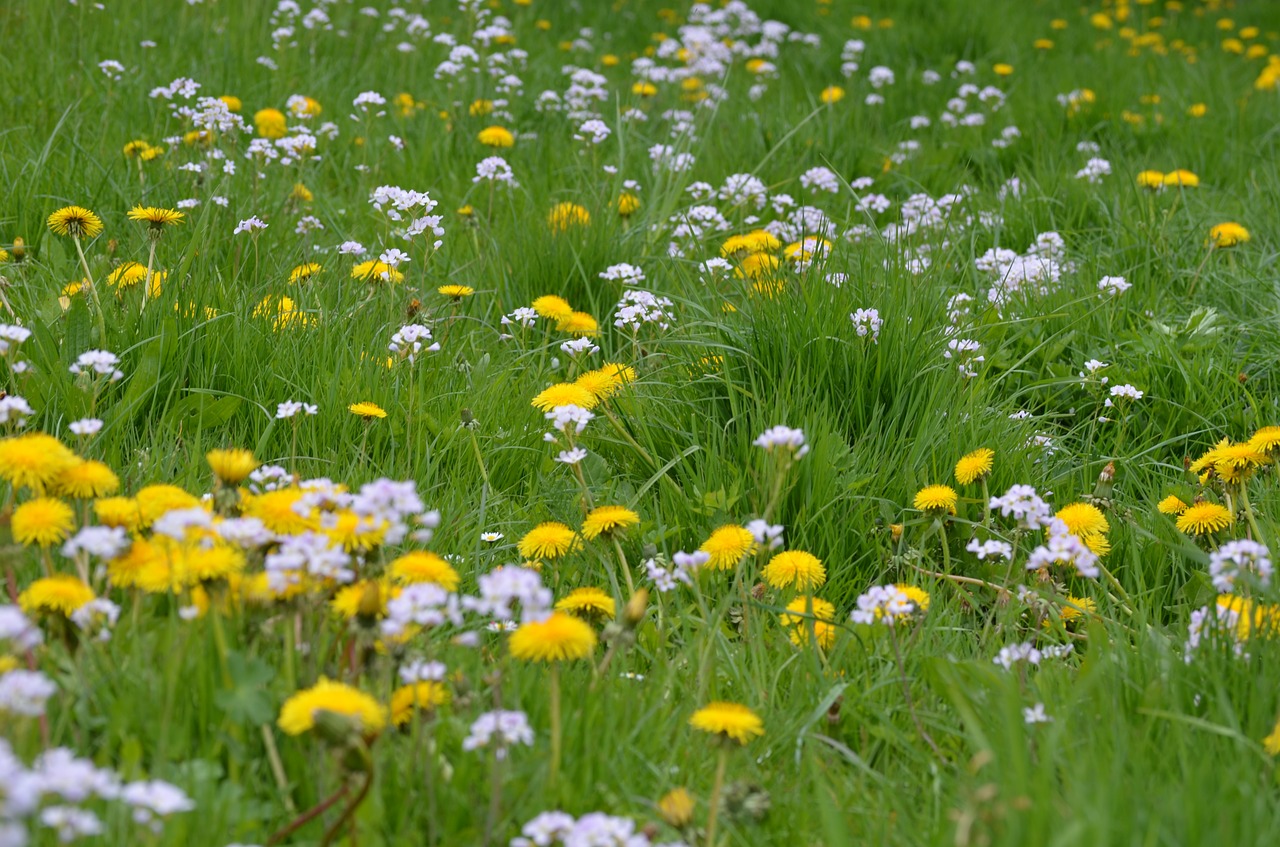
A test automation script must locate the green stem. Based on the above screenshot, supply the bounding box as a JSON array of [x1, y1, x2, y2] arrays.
[[73, 236, 106, 343], [704, 747, 729, 847], [610, 536, 635, 595], [141, 238, 158, 313], [549, 664, 562, 789]]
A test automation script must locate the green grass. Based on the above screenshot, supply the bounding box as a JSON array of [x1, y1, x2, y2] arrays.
[[4, 0, 1280, 845]]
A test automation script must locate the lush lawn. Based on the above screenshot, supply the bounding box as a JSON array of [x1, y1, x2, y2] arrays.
[[3, 0, 1280, 845]]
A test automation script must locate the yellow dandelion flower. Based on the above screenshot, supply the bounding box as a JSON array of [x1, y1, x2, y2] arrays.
[[779, 597, 835, 628], [351, 260, 404, 284], [1055, 503, 1110, 537], [1208, 222, 1250, 248], [555, 586, 616, 621], [107, 537, 163, 590], [819, 85, 845, 104], [390, 682, 450, 726], [95, 496, 141, 531], [531, 383, 596, 412], [127, 205, 184, 233], [689, 701, 764, 745], [324, 511, 387, 554], [573, 363, 636, 403], [509, 611, 598, 662], [1177, 502, 1233, 536], [914, 485, 958, 515], [532, 295, 574, 322], [1157, 495, 1189, 515], [616, 192, 641, 217], [254, 108, 288, 139], [581, 505, 640, 540], [12, 498, 76, 547], [548, 202, 590, 232], [519, 522, 579, 560], [1163, 170, 1199, 188], [175, 543, 246, 586], [477, 126, 515, 147], [1248, 426, 1280, 456], [438, 284, 474, 299], [20, 574, 95, 617], [277, 678, 386, 736], [47, 206, 103, 239], [206, 448, 258, 484], [1136, 170, 1166, 189], [241, 489, 318, 535], [1058, 595, 1096, 624], [762, 550, 826, 591], [388, 551, 460, 591], [1265, 719, 1280, 756], [331, 580, 399, 621], [699, 525, 756, 571], [289, 262, 323, 284], [954, 448, 994, 485], [896, 584, 931, 612], [0, 434, 78, 493], [556, 311, 599, 336], [135, 484, 202, 527], [53, 459, 119, 499], [657, 788, 695, 828], [349, 402, 387, 419]]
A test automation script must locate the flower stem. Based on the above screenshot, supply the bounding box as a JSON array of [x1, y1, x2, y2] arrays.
[[549, 664, 562, 789], [610, 536, 636, 595], [140, 238, 158, 314], [704, 747, 729, 847], [72, 236, 106, 343]]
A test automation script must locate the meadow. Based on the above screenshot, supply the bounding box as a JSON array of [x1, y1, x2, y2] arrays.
[[2, 0, 1280, 844]]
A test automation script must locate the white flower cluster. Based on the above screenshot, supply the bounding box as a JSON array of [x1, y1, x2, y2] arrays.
[[988, 485, 1054, 529], [850, 585, 917, 626], [462, 710, 534, 759], [389, 324, 441, 362], [850, 308, 882, 342], [1026, 518, 1100, 579], [613, 290, 674, 333], [69, 350, 123, 382], [753, 425, 808, 457], [975, 232, 1074, 309], [1209, 540, 1272, 593], [599, 263, 645, 286], [511, 809, 682, 847], [0, 741, 193, 844], [370, 185, 444, 249], [645, 551, 707, 593]]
